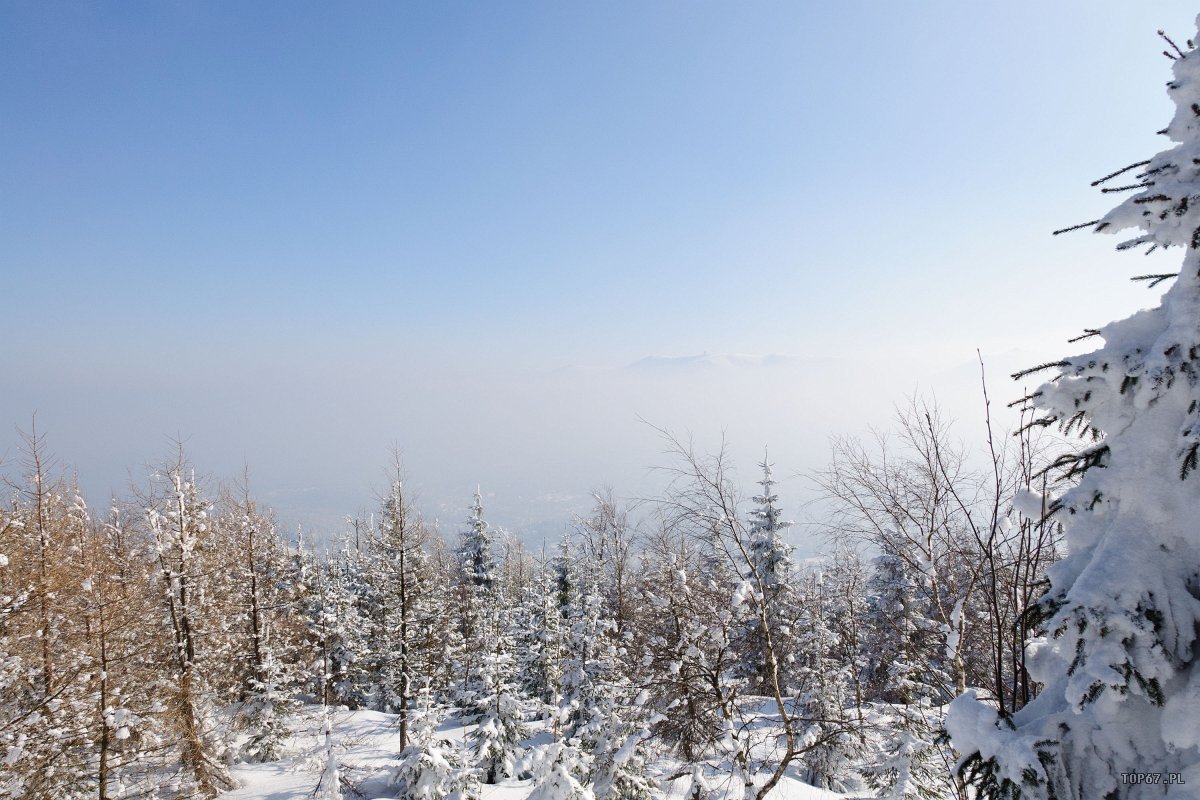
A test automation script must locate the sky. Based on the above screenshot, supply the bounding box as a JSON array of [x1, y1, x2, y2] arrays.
[[3, 2, 1199, 547]]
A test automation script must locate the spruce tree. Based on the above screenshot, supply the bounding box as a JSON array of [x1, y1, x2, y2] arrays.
[[526, 742, 595, 800], [793, 568, 862, 794], [740, 453, 798, 693], [948, 21, 1200, 798], [371, 467, 431, 747], [454, 488, 499, 714], [321, 534, 373, 708], [468, 633, 528, 784], [393, 687, 478, 800]]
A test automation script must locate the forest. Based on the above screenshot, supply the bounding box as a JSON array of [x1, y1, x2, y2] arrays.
[[0, 395, 1061, 799]]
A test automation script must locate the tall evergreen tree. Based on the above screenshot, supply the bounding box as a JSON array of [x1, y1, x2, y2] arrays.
[[949, 22, 1200, 798], [468, 617, 528, 785], [370, 463, 431, 748], [454, 489, 499, 714], [740, 453, 798, 693], [514, 551, 564, 713], [393, 687, 479, 800], [793, 567, 862, 795]]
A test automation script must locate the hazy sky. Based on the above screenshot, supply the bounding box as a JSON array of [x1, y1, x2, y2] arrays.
[[3, 2, 1198, 546]]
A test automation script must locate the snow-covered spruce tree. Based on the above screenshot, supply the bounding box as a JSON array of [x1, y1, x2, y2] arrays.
[[393, 687, 479, 800], [319, 534, 373, 708], [469, 635, 528, 784], [218, 482, 301, 764], [367, 461, 433, 747], [739, 453, 799, 694], [421, 523, 464, 699], [467, 558, 530, 787], [949, 24, 1200, 798], [553, 537, 653, 799], [454, 488, 499, 715], [574, 686, 656, 800], [514, 551, 564, 714], [314, 708, 344, 800], [792, 567, 863, 795], [527, 741, 595, 800], [862, 551, 948, 706], [555, 538, 619, 742], [859, 551, 955, 800]]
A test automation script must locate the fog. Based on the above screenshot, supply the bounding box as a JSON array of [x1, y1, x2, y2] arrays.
[[0, 344, 1042, 556]]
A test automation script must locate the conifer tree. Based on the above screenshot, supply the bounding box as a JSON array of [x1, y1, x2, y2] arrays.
[[739, 453, 798, 693], [218, 481, 301, 764], [793, 568, 862, 795], [553, 538, 617, 741], [80, 502, 171, 798], [513, 548, 566, 731], [575, 688, 655, 800], [949, 21, 1200, 798], [859, 552, 955, 800], [393, 687, 478, 800], [526, 742, 595, 800], [467, 579, 528, 786], [454, 489, 499, 714], [320, 534, 372, 708], [366, 460, 432, 748]]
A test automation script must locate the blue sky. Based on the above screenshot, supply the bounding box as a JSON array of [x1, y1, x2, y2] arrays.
[[3, 2, 1199, 539]]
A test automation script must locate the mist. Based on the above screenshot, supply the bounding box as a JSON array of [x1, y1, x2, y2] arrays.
[[0, 343, 1041, 555]]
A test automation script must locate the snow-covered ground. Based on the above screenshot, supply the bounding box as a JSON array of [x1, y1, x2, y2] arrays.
[[220, 705, 845, 800]]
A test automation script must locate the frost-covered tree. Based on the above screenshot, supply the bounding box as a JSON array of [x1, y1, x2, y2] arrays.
[[574, 489, 638, 640], [81, 503, 173, 798], [314, 708, 343, 800], [0, 431, 172, 800], [0, 438, 97, 799], [142, 451, 236, 797], [651, 432, 824, 800], [514, 551, 565, 713], [393, 687, 479, 800], [367, 459, 434, 747], [630, 521, 734, 765], [318, 533, 373, 708], [739, 453, 798, 693], [469, 636, 528, 784], [815, 400, 991, 698], [792, 567, 863, 795], [456, 492, 526, 784], [454, 488, 500, 713], [857, 550, 957, 800], [949, 22, 1200, 799], [554, 538, 618, 742], [575, 689, 655, 800], [527, 742, 595, 800], [862, 551, 948, 706], [213, 479, 302, 764]]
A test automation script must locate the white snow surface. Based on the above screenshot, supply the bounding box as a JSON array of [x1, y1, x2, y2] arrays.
[[218, 705, 849, 800]]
